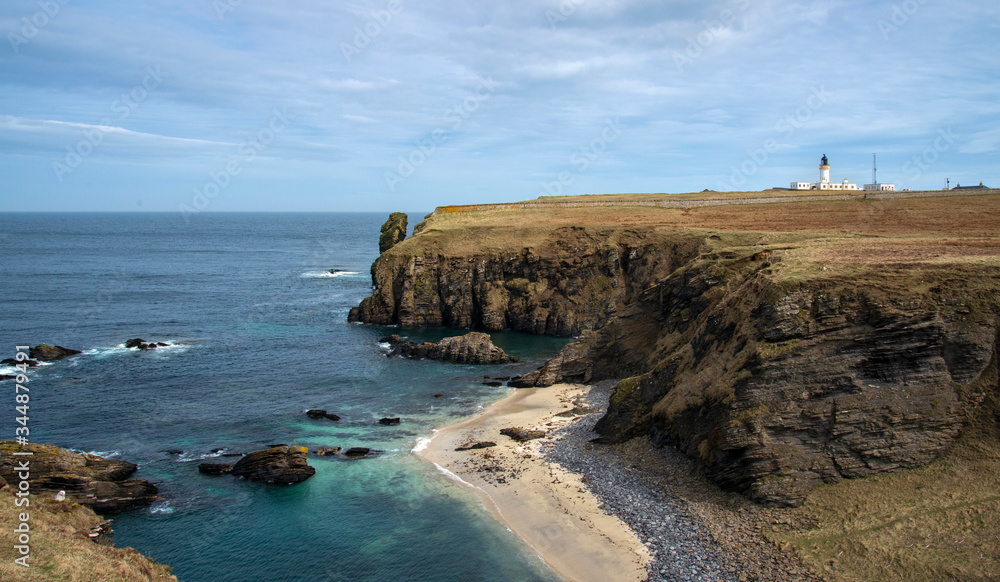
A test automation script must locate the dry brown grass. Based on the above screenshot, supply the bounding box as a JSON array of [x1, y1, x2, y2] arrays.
[[0, 488, 177, 582]]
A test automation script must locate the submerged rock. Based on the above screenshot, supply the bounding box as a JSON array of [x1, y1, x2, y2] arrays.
[[0, 358, 39, 367], [306, 409, 340, 421], [28, 344, 82, 362], [378, 417, 401, 426], [313, 447, 341, 456], [343, 447, 371, 458], [0, 442, 158, 513], [126, 338, 172, 351], [381, 332, 517, 365], [198, 463, 233, 475], [230, 446, 315, 485]]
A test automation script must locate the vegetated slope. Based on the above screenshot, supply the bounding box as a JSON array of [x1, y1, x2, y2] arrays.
[[351, 192, 1000, 508], [0, 485, 177, 581]]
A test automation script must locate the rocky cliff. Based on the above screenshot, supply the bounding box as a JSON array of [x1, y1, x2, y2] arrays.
[[515, 252, 999, 506], [349, 224, 704, 336], [349, 198, 1000, 507]]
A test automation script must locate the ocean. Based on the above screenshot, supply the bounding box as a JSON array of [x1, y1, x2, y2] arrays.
[[0, 212, 568, 582]]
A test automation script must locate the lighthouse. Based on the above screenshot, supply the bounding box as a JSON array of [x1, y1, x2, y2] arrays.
[[819, 154, 830, 184], [790, 154, 861, 191]]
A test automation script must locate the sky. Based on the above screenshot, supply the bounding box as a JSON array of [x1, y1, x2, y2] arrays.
[[0, 0, 997, 213]]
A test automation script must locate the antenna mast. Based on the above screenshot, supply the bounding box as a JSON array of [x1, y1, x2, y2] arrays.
[[872, 153, 877, 185]]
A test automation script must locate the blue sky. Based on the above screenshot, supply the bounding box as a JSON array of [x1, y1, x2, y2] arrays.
[[1, 0, 997, 212]]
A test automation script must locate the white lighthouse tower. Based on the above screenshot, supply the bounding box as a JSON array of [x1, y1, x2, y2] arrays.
[[790, 154, 861, 191]]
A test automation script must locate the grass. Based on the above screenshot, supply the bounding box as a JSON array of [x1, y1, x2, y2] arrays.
[[0, 489, 177, 581], [765, 408, 1000, 581]]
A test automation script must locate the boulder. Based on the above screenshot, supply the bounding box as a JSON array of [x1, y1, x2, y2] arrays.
[[343, 447, 371, 458], [198, 463, 233, 475], [499, 427, 546, 442], [230, 446, 315, 485], [125, 338, 145, 349], [380, 332, 518, 365], [28, 345, 82, 362], [378, 212, 408, 254], [455, 442, 497, 452], [378, 417, 401, 426], [127, 338, 171, 351], [0, 442, 158, 513], [313, 447, 341, 456]]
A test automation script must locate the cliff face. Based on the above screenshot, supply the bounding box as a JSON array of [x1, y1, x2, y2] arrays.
[[349, 202, 1000, 507], [349, 225, 704, 336], [517, 254, 1000, 506]]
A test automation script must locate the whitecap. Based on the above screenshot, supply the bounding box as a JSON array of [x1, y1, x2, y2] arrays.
[[149, 500, 175, 515]]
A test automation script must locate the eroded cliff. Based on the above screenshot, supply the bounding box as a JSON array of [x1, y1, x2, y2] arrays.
[[349, 222, 704, 336], [349, 195, 1000, 507]]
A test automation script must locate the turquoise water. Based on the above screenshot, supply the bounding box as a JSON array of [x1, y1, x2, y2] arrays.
[[0, 213, 566, 581]]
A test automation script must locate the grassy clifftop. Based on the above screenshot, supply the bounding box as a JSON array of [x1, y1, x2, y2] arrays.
[[0, 486, 177, 581]]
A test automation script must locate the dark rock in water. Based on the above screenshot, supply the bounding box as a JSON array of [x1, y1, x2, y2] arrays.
[[434, 393, 444, 398], [128, 338, 171, 351], [313, 447, 341, 456], [455, 442, 497, 452], [164, 449, 184, 456], [156, 342, 169, 347], [144, 343, 158, 350], [380, 332, 517, 365], [499, 427, 546, 442], [343, 447, 371, 458], [28, 345, 82, 362], [198, 463, 233, 475], [482, 381, 503, 387], [378, 212, 408, 254], [378, 417, 401, 426], [1, 358, 39, 367], [306, 409, 341, 421], [231, 446, 315, 485], [0, 375, 14, 381], [125, 338, 145, 349], [0, 442, 158, 513]]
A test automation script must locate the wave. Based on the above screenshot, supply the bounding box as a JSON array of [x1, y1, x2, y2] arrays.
[[175, 448, 237, 462], [149, 500, 175, 515], [73, 449, 122, 459], [411, 431, 437, 453], [300, 270, 361, 279]]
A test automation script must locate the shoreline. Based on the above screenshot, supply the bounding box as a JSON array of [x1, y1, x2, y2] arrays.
[[415, 383, 650, 582]]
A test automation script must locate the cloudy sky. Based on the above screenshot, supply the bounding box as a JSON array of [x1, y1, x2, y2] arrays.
[[1, 0, 997, 212]]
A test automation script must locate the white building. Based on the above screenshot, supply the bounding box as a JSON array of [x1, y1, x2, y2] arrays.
[[791, 154, 861, 191], [863, 183, 896, 191]]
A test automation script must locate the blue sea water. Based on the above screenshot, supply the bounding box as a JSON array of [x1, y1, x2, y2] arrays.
[[0, 212, 568, 582]]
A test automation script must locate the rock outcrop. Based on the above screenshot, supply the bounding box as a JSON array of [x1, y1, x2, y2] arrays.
[[381, 332, 517, 364], [515, 255, 1000, 506], [28, 345, 82, 362], [230, 446, 315, 485], [350, 226, 704, 336], [379, 212, 408, 254], [0, 442, 158, 513]]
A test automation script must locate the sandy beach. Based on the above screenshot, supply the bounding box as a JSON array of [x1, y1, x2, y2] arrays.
[[415, 383, 650, 582]]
